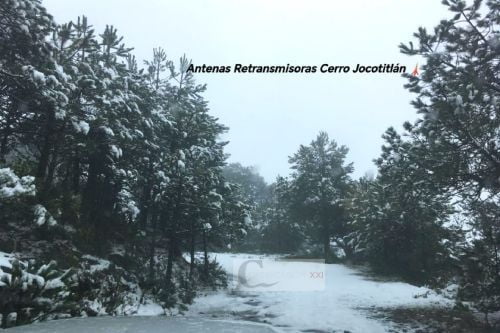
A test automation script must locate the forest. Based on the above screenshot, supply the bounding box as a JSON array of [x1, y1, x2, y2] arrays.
[[0, 0, 499, 331]]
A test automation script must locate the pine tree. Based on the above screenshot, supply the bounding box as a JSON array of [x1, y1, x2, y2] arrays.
[[348, 128, 456, 284], [261, 176, 303, 253], [288, 132, 353, 262], [400, 0, 500, 315], [1, 0, 239, 321], [222, 163, 270, 251]]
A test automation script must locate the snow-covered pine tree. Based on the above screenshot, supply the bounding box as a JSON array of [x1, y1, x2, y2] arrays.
[[222, 163, 271, 251], [1, 0, 236, 322], [288, 132, 353, 262], [261, 175, 304, 253], [400, 0, 500, 316], [351, 127, 456, 284]]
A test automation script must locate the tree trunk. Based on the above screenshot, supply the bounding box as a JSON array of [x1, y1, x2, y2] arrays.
[[203, 230, 209, 280], [37, 109, 56, 198], [139, 181, 153, 229], [323, 231, 330, 263], [0, 109, 14, 163], [165, 181, 185, 286], [44, 122, 66, 193], [189, 222, 196, 280], [166, 235, 175, 288], [148, 209, 158, 284], [72, 153, 80, 194], [1, 310, 7, 329]]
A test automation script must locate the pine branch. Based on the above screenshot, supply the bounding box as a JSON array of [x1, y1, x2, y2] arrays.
[[0, 69, 23, 78], [459, 9, 489, 45]]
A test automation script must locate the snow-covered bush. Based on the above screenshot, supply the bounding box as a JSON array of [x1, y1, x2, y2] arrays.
[[199, 258, 228, 290], [0, 168, 57, 232], [145, 253, 226, 313], [148, 254, 195, 311], [71, 255, 142, 317], [33, 204, 57, 227], [0, 251, 158, 328], [0, 252, 73, 328], [0, 168, 35, 200]]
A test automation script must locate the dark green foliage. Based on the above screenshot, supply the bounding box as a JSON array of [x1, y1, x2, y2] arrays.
[[395, 0, 500, 322], [457, 201, 500, 325], [222, 163, 270, 251], [288, 132, 353, 262], [0, 0, 249, 327], [261, 176, 303, 253], [0, 258, 73, 328], [346, 129, 456, 285]]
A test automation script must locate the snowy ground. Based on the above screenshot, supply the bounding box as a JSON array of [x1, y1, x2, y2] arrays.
[[2, 252, 452, 332], [5, 316, 276, 332], [185, 253, 452, 333]]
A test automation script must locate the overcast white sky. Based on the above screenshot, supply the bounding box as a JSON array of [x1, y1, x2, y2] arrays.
[[44, 0, 450, 183]]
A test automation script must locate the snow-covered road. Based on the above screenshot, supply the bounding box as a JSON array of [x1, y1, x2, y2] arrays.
[[186, 253, 451, 333], [4, 253, 451, 332], [5, 316, 276, 332]]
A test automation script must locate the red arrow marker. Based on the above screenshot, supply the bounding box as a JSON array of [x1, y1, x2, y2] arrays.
[[411, 63, 419, 76]]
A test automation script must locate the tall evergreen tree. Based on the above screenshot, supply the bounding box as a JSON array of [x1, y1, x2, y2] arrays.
[[222, 163, 270, 251], [348, 128, 456, 284], [399, 0, 500, 316], [261, 176, 303, 253], [288, 132, 353, 262]]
